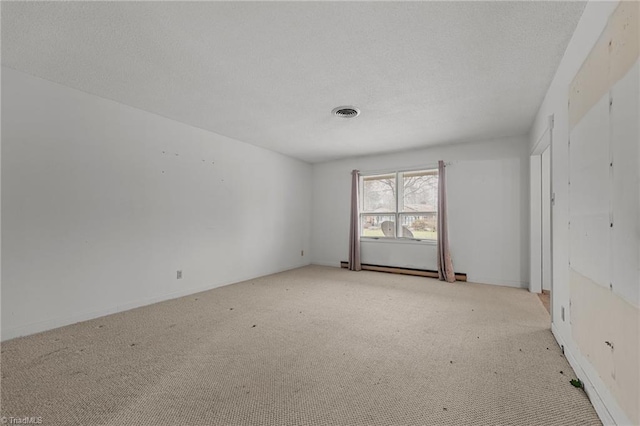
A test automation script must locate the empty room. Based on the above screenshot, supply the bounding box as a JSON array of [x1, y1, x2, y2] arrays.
[[1, 1, 638, 425]]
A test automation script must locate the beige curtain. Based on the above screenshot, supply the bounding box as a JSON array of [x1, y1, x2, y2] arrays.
[[437, 160, 455, 282], [348, 169, 362, 271]]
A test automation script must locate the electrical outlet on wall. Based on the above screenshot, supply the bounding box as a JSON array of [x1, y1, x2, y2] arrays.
[[177, 270, 182, 279], [301, 250, 304, 256], [561, 306, 565, 321]]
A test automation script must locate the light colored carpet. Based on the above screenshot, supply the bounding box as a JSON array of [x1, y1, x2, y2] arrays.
[[1, 265, 600, 425]]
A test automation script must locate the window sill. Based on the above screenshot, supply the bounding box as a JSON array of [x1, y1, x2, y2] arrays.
[[360, 237, 436, 246]]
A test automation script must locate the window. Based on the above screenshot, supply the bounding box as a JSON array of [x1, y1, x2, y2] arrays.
[[360, 169, 438, 241]]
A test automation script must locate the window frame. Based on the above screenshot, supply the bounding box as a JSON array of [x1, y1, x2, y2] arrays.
[[359, 168, 438, 243]]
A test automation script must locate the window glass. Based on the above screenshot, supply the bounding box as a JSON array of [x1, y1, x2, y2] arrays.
[[360, 169, 438, 241], [399, 213, 437, 239], [361, 214, 396, 238], [400, 170, 438, 213], [362, 174, 396, 213]]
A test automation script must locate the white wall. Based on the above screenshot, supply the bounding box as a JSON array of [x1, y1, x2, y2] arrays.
[[530, 0, 619, 347], [541, 146, 551, 292], [529, 154, 542, 294], [1, 68, 312, 340], [0, 66, 3, 339], [312, 136, 530, 288], [529, 1, 639, 424]]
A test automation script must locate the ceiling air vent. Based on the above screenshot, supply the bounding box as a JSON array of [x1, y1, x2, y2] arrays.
[[332, 106, 360, 118]]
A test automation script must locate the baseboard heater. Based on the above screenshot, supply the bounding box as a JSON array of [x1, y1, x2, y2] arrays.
[[340, 261, 467, 282]]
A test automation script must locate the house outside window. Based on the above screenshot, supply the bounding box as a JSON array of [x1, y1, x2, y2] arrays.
[[360, 169, 438, 241]]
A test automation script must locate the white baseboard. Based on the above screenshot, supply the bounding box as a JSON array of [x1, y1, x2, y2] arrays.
[[551, 324, 632, 426], [1, 262, 309, 342]]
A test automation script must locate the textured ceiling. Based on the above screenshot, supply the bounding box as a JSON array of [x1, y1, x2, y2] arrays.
[[2, 2, 585, 163]]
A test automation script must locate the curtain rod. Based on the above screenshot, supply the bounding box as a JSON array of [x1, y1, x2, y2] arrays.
[[358, 161, 454, 176]]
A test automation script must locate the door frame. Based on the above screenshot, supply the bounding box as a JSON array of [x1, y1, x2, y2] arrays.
[[530, 115, 555, 320]]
